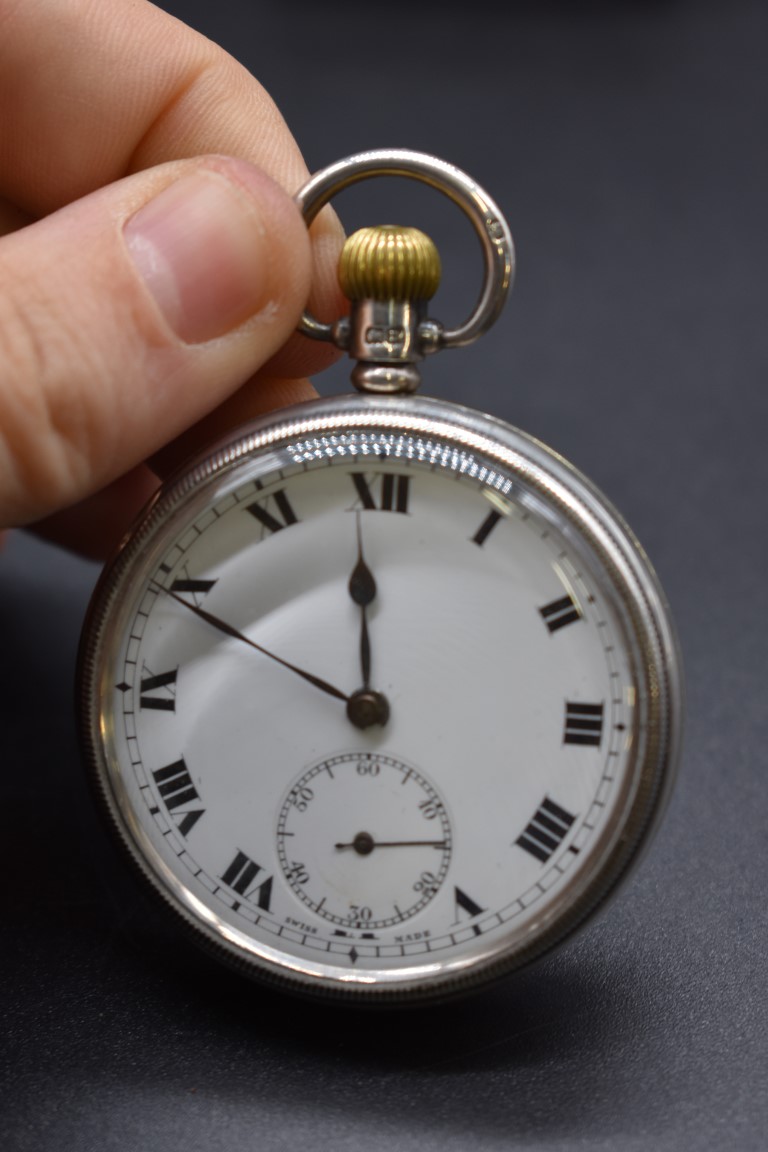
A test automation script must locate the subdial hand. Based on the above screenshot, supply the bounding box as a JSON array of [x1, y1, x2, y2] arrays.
[[157, 584, 349, 704], [348, 512, 376, 688], [335, 832, 448, 855]]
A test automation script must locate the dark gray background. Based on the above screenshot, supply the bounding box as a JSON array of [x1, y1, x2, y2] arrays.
[[2, 1, 767, 1148]]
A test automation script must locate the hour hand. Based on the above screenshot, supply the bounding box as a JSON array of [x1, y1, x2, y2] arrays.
[[345, 514, 389, 729], [349, 512, 377, 688]]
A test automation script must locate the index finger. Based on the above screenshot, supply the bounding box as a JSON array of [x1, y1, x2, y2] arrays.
[[0, 0, 344, 374]]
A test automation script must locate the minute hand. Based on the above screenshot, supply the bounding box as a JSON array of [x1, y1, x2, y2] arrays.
[[160, 585, 349, 703]]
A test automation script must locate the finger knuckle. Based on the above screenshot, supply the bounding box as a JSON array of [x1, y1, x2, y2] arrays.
[[0, 278, 100, 523]]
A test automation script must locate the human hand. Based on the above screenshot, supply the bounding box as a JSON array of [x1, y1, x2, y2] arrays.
[[0, 0, 344, 558]]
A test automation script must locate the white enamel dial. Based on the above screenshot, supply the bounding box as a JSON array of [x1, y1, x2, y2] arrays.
[[80, 397, 681, 1002]]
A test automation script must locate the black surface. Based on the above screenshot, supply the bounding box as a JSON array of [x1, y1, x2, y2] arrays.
[[2, 1, 768, 1148]]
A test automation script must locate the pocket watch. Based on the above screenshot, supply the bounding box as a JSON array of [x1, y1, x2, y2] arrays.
[[79, 150, 682, 1004]]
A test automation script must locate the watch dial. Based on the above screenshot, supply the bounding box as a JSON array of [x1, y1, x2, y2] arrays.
[[82, 402, 678, 1001]]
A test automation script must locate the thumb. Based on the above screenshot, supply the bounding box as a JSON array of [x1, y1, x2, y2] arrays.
[[0, 156, 313, 528]]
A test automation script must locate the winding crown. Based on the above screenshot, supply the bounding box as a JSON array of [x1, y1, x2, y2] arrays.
[[339, 226, 442, 303]]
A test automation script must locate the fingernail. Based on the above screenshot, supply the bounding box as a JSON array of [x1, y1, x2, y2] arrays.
[[125, 165, 273, 344]]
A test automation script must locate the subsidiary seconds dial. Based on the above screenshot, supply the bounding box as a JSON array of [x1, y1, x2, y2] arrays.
[[277, 753, 453, 930]]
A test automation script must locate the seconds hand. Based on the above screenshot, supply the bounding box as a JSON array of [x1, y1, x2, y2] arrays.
[[335, 832, 447, 855], [155, 584, 349, 703]]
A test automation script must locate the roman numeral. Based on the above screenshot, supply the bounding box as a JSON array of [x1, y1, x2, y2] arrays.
[[471, 509, 502, 547], [351, 472, 410, 513], [151, 758, 205, 836], [139, 668, 177, 711], [539, 594, 581, 633], [170, 577, 217, 599], [516, 797, 576, 863], [245, 489, 299, 535], [220, 850, 273, 911], [454, 886, 485, 920], [564, 702, 604, 746]]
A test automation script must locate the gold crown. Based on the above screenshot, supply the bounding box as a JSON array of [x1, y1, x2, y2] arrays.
[[339, 226, 441, 302]]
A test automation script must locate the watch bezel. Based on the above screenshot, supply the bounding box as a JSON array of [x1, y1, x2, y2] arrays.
[[78, 392, 683, 1004]]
